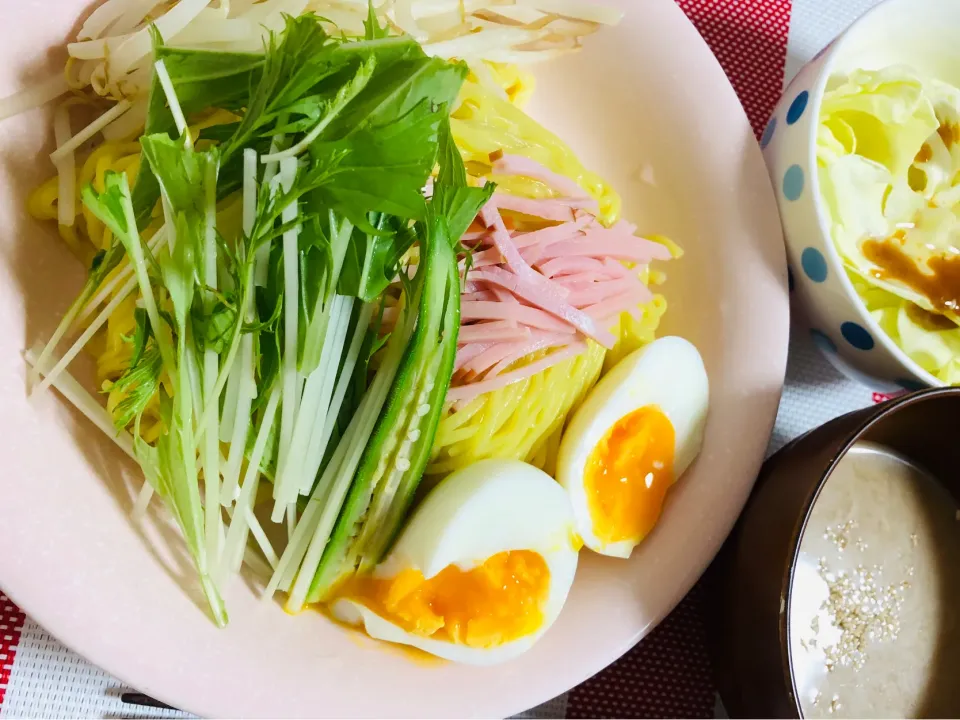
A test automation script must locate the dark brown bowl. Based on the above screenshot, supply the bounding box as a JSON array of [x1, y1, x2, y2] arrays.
[[708, 387, 960, 719]]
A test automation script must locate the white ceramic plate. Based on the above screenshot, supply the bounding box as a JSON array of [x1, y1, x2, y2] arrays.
[[0, 1, 789, 716]]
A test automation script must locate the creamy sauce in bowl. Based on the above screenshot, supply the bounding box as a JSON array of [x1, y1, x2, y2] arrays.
[[790, 442, 960, 718]]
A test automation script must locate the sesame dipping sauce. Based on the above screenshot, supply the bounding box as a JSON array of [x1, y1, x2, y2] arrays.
[[789, 443, 960, 718]]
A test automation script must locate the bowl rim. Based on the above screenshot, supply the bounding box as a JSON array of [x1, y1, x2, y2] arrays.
[[781, 385, 960, 713], [802, 0, 945, 390]]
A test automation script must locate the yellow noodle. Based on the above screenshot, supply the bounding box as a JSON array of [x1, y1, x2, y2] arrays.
[[451, 76, 621, 224]]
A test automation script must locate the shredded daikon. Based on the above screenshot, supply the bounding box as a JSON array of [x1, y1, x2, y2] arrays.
[[49, 100, 132, 164]]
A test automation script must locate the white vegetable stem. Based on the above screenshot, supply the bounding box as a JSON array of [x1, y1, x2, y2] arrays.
[[34, 274, 139, 397], [31, 228, 166, 393], [154, 59, 189, 140], [271, 314, 411, 610], [285, 346, 400, 612], [275, 295, 352, 514], [131, 482, 154, 522], [50, 100, 132, 164], [221, 384, 281, 580], [220, 149, 260, 505], [119, 194, 173, 373], [255, 137, 283, 286], [74, 228, 167, 329], [201, 158, 222, 574], [219, 352, 242, 444], [272, 157, 302, 519], [300, 302, 374, 491], [298, 298, 354, 495], [24, 346, 135, 461], [0, 75, 68, 122]]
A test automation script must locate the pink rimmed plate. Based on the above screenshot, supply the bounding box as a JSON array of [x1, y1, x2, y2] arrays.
[[0, 1, 788, 716]]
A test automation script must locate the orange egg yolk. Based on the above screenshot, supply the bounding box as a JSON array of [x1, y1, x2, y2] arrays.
[[340, 550, 550, 648], [585, 405, 675, 544]]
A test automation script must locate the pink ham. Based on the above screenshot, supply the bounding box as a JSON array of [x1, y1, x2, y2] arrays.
[[454, 342, 491, 373], [447, 342, 588, 405], [587, 289, 650, 324], [478, 205, 614, 347], [489, 194, 576, 223], [470, 266, 616, 347], [461, 301, 576, 334], [491, 153, 592, 200], [513, 215, 592, 249], [539, 234, 673, 264], [562, 277, 653, 308], [487, 332, 573, 377], [461, 342, 527, 378], [536, 256, 609, 279], [458, 321, 531, 344]]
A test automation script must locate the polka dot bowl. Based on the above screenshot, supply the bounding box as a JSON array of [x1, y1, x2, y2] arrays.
[[762, 0, 960, 393]]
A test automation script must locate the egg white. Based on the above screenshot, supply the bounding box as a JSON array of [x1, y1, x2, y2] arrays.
[[556, 336, 709, 558], [331, 459, 580, 665]]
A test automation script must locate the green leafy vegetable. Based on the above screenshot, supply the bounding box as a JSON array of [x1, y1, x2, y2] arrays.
[[109, 309, 164, 431]]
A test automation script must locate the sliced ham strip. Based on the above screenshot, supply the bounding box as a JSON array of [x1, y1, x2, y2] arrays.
[[461, 301, 575, 334], [454, 342, 491, 373], [489, 193, 576, 223], [479, 204, 573, 303], [538, 234, 672, 264], [447, 342, 588, 405], [587, 289, 649, 324], [487, 332, 572, 377], [458, 321, 531, 344], [562, 277, 653, 308], [602, 258, 630, 278], [471, 266, 616, 347], [536, 256, 609, 279], [478, 205, 614, 347], [461, 229, 489, 242], [460, 247, 505, 271], [492, 153, 592, 201], [462, 341, 528, 378], [513, 215, 592, 249]]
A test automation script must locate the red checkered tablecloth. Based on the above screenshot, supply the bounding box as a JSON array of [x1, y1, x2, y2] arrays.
[[0, 0, 892, 717]]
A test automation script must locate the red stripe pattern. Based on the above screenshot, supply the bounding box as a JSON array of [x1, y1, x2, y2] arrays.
[[0, 593, 26, 706], [677, 0, 792, 138], [566, 1, 792, 715]]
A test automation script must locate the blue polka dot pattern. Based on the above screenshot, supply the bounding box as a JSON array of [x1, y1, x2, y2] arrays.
[[783, 165, 804, 201], [841, 321, 874, 350], [761, 117, 776, 149], [897, 377, 927, 392], [810, 329, 837, 354], [787, 91, 809, 124], [800, 247, 827, 282]]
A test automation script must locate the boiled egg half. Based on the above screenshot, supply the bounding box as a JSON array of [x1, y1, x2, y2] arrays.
[[556, 336, 709, 558], [330, 459, 579, 665]]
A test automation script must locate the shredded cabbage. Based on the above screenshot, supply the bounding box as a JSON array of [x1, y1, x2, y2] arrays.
[[818, 65, 960, 382]]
